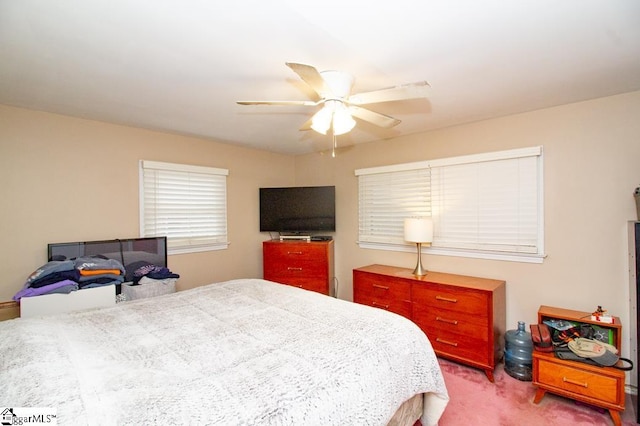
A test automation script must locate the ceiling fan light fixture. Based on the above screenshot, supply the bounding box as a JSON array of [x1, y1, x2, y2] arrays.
[[332, 108, 355, 135], [310, 106, 333, 135], [237, 63, 429, 141]]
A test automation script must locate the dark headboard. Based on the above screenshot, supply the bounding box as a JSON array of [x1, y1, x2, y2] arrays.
[[47, 237, 167, 283]]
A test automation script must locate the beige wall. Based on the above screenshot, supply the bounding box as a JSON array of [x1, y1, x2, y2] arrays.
[[294, 91, 640, 363], [0, 105, 295, 301], [2, 91, 640, 364]]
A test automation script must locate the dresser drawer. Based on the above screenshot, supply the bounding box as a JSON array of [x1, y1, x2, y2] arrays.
[[425, 327, 491, 365], [271, 277, 327, 294], [536, 357, 621, 404], [413, 305, 489, 337], [264, 259, 328, 279], [412, 284, 489, 316], [353, 271, 412, 318], [264, 243, 328, 262], [356, 298, 412, 318], [354, 274, 411, 300]]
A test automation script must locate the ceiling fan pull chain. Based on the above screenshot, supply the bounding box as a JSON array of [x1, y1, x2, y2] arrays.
[[332, 133, 337, 158]]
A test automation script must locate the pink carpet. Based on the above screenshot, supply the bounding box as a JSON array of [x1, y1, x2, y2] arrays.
[[437, 358, 637, 426]]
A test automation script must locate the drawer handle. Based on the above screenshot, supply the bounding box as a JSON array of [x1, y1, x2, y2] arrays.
[[436, 316, 458, 325], [372, 284, 390, 291], [287, 267, 303, 272], [287, 251, 303, 255], [435, 295, 458, 303], [436, 338, 458, 347], [562, 377, 588, 388], [372, 301, 390, 310]]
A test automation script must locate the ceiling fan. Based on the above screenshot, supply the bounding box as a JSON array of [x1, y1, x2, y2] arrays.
[[237, 62, 430, 139]]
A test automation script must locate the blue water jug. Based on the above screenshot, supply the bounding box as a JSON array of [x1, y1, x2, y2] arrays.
[[504, 321, 533, 381]]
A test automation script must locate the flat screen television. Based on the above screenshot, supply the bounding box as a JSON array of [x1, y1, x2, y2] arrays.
[[259, 186, 335, 234]]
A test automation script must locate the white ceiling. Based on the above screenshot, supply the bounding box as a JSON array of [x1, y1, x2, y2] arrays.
[[1, 1, 639, 155]]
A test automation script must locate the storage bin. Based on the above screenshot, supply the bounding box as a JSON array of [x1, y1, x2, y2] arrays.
[[122, 278, 176, 301]]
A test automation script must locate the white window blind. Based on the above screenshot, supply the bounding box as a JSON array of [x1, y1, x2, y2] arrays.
[[358, 166, 431, 245], [355, 147, 544, 262], [140, 160, 229, 254]]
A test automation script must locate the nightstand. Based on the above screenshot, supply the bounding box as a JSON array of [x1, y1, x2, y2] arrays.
[[532, 305, 625, 426]]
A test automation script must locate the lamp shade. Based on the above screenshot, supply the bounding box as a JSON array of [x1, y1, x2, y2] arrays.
[[404, 217, 433, 243]]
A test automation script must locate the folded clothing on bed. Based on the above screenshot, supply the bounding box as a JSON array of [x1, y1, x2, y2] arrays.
[[13, 256, 126, 301]]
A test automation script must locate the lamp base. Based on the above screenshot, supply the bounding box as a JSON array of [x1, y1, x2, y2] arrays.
[[412, 242, 428, 276]]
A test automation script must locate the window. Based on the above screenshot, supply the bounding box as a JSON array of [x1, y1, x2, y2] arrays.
[[140, 160, 229, 254], [356, 147, 544, 263]]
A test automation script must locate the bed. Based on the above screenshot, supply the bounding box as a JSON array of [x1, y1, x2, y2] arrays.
[[0, 278, 449, 425]]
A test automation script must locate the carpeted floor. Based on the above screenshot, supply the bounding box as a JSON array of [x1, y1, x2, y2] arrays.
[[437, 358, 637, 426]]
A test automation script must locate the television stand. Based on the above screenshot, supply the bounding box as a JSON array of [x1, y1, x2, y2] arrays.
[[278, 235, 311, 241]]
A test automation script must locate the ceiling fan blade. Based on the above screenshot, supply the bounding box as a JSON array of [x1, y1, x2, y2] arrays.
[[285, 62, 330, 98], [348, 105, 401, 128], [236, 100, 317, 106], [299, 117, 313, 131], [348, 81, 430, 105]]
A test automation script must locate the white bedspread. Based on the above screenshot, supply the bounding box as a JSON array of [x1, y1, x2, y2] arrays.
[[0, 279, 448, 425]]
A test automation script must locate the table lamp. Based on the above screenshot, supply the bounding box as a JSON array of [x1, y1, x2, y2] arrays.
[[404, 217, 433, 276]]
